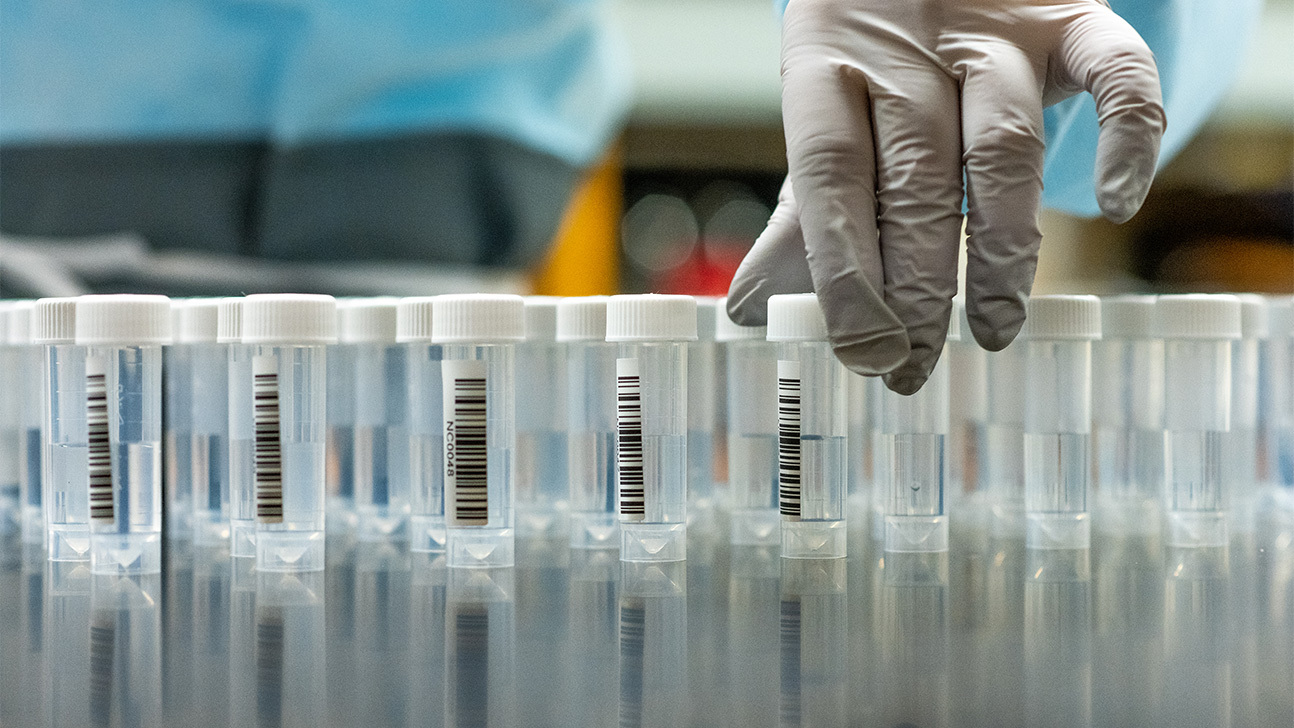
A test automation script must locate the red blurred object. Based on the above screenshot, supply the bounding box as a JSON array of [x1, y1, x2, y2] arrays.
[[653, 239, 748, 296]]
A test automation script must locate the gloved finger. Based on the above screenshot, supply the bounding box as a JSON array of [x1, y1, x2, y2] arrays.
[[726, 178, 814, 327], [780, 10, 909, 376], [959, 43, 1047, 352], [1053, 7, 1165, 223], [869, 64, 965, 395]]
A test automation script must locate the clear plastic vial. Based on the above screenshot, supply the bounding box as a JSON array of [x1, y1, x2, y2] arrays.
[[881, 308, 956, 554], [717, 297, 779, 546], [325, 304, 358, 535], [6, 302, 44, 545], [163, 302, 193, 539], [767, 293, 847, 559], [1225, 294, 1268, 534], [433, 294, 524, 568], [687, 296, 720, 521], [398, 297, 445, 553], [607, 294, 696, 562], [1022, 295, 1101, 550], [36, 298, 89, 560], [0, 302, 20, 538], [1092, 295, 1163, 534], [339, 298, 410, 541], [1155, 294, 1242, 548], [984, 331, 1028, 536], [176, 299, 230, 545], [221, 298, 257, 558], [515, 296, 569, 539], [76, 294, 171, 575], [242, 294, 337, 572], [948, 298, 988, 508], [558, 296, 618, 549], [1262, 296, 1293, 491]]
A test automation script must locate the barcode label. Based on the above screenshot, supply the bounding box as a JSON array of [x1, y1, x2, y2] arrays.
[[616, 358, 645, 522], [87, 356, 114, 523], [443, 359, 489, 526], [778, 360, 802, 520], [253, 355, 284, 523]]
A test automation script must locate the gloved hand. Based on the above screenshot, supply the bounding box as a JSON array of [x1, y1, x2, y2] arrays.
[[727, 0, 1165, 394]]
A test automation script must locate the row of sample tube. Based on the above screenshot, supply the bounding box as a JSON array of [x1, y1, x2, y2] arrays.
[[1, 291, 1291, 575]]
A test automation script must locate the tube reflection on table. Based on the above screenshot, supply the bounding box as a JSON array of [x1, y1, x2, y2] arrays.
[[779, 557, 847, 728], [1024, 548, 1092, 728], [618, 561, 686, 728], [1162, 545, 1231, 728], [89, 573, 162, 728], [446, 567, 516, 728], [877, 550, 949, 728], [252, 570, 326, 728]]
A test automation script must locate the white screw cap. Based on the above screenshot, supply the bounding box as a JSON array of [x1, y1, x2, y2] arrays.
[[3, 300, 35, 345], [715, 296, 765, 342], [34, 298, 77, 345], [1100, 295, 1156, 339], [76, 294, 172, 346], [524, 296, 561, 342], [241, 294, 337, 345], [175, 298, 221, 344], [432, 294, 525, 344], [1234, 293, 1269, 339], [396, 297, 436, 343], [606, 294, 697, 342], [767, 293, 827, 342], [1023, 295, 1101, 340], [217, 298, 243, 344], [694, 296, 721, 342], [338, 297, 399, 344], [556, 296, 609, 342], [1153, 294, 1242, 340]]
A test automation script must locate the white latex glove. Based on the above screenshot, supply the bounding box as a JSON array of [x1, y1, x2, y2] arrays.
[[727, 0, 1165, 394]]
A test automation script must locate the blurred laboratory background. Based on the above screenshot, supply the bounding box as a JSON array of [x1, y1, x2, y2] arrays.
[[1, 0, 1290, 299]]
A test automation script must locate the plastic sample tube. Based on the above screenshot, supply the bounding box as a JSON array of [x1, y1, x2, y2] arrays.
[[1262, 296, 1293, 490], [340, 298, 410, 541], [948, 298, 988, 507], [36, 298, 89, 560], [76, 294, 171, 575], [1155, 294, 1242, 548], [558, 296, 618, 549], [163, 302, 193, 539], [433, 294, 524, 568], [176, 299, 230, 545], [688, 296, 720, 520], [1226, 294, 1268, 534], [1022, 295, 1100, 550], [1092, 295, 1163, 534], [398, 297, 445, 553], [767, 293, 847, 558], [0, 302, 24, 537], [607, 294, 697, 562], [221, 299, 258, 558], [325, 306, 357, 534], [984, 332, 1028, 536], [242, 294, 337, 572], [881, 308, 956, 554], [515, 296, 569, 539], [6, 302, 44, 545], [717, 297, 778, 546]]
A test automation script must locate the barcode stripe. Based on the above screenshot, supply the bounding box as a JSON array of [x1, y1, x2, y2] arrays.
[[444, 360, 489, 526], [254, 356, 284, 523], [87, 358, 114, 523], [617, 359, 644, 522], [778, 361, 801, 520]]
